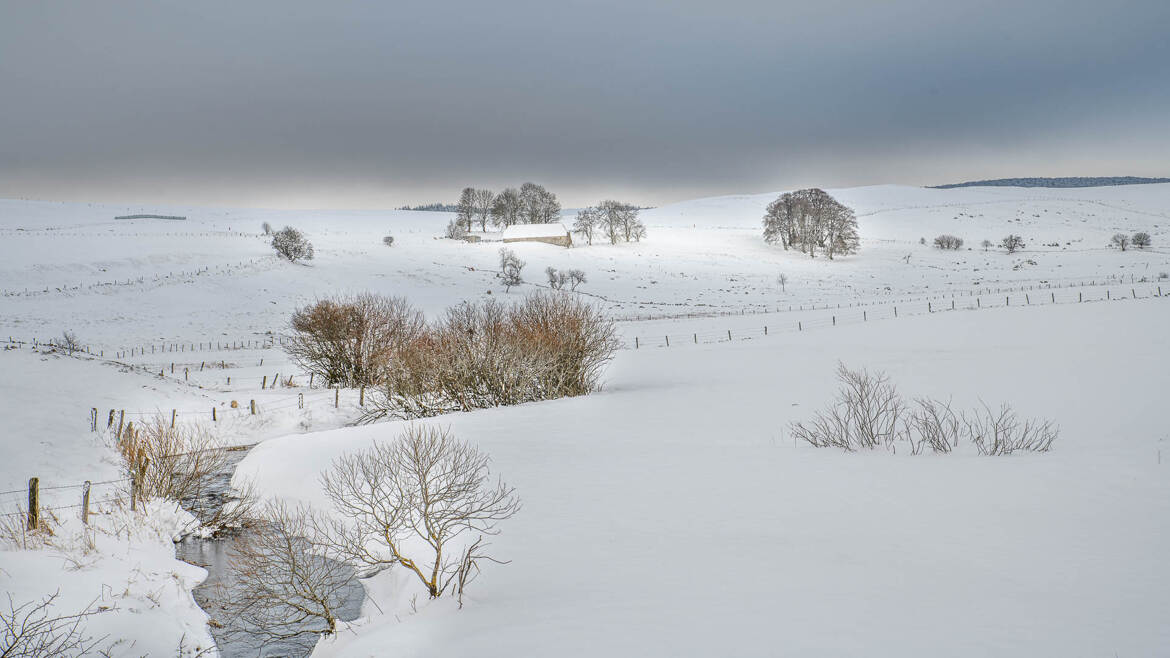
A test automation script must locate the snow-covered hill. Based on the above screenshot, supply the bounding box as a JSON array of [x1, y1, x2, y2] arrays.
[[1, 183, 1168, 656]]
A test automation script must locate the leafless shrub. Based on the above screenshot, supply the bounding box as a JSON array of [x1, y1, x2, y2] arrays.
[[981, 239, 993, 251], [382, 235, 395, 247], [903, 397, 960, 454], [567, 269, 586, 291], [285, 294, 425, 388], [791, 364, 904, 450], [366, 292, 620, 421], [1132, 231, 1151, 249], [59, 331, 82, 354], [261, 222, 272, 235], [271, 226, 314, 262], [545, 266, 567, 290], [961, 402, 1058, 455], [1111, 233, 1130, 251], [115, 416, 229, 504], [793, 366, 1057, 456], [218, 502, 356, 646], [1, 592, 109, 658], [317, 425, 519, 599]]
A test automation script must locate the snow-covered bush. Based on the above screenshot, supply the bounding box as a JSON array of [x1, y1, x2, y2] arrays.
[[271, 226, 314, 262], [567, 268, 587, 291], [317, 425, 520, 602], [933, 234, 963, 250], [1131, 232, 1151, 249], [382, 235, 395, 247], [285, 294, 424, 388], [445, 219, 467, 240], [499, 248, 525, 292], [1111, 233, 1130, 251], [980, 239, 993, 251], [546, 266, 567, 290], [790, 363, 903, 450], [262, 221, 272, 235]]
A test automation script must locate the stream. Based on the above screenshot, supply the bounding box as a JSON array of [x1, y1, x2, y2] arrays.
[[174, 449, 366, 658]]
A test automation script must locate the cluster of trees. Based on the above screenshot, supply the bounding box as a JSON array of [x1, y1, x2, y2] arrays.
[[933, 234, 963, 250], [1112, 232, 1152, 251], [284, 292, 621, 420], [572, 200, 646, 245], [546, 266, 586, 290], [762, 188, 860, 259], [454, 183, 562, 232], [791, 363, 1059, 455]]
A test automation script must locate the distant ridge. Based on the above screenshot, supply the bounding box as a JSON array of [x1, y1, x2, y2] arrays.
[[929, 176, 1170, 189]]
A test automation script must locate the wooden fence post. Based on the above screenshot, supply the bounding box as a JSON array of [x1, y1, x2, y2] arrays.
[[116, 411, 125, 441], [310, 373, 314, 388], [262, 376, 267, 390], [693, 333, 697, 344], [250, 400, 256, 415], [798, 321, 802, 331], [171, 409, 176, 428], [27, 477, 39, 530], [81, 481, 91, 525], [91, 407, 98, 432], [665, 335, 670, 347], [727, 329, 732, 340], [298, 393, 304, 409], [212, 407, 217, 421], [360, 386, 366, 406]]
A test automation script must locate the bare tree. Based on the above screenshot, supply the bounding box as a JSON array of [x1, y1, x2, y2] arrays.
[[1, 592, 109, 658], [573, 206, 599, 245], [1132, 231, 1152, 249], [456, 187, 476, 233], [220, 502, 356, 645], [262, 222, 272, 235], [499, 248, 525, 292], [518, 183, 561, 224], [776, 272, 788, 292], [472, 189, 495, 231], [318, 426, 520, 599], [980, 239, 993, 251], [285, 294, 425, 387], [490, 188, 521, 228], [545, 266, 564, 290], [567, 269, 586, 291], [1000, 234, 1025, 254], [1111, 233, 1130, 251], [597, 200, 638, 245], [272, 227, 314, 262]]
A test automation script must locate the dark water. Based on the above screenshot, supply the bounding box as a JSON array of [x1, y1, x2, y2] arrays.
[[174, 450, 365, 658]]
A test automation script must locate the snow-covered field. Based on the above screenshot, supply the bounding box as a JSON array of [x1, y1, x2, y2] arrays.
[[1, 183, 1168, 656]]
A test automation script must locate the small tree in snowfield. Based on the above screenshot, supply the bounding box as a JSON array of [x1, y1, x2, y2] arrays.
[[1132, 232, 1151, 249], [1111, 233, 1130, 251], [499, 248, 525, 292], [1000, 234, 1025, 254], [272, 227, 314, 262]]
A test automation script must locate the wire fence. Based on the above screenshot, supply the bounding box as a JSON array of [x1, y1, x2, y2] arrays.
[[624, 282, 1167, 350]]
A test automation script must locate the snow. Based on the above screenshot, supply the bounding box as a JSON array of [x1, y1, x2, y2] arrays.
[[237, 299, 1170, 657], [1, 182, 1168, 655]]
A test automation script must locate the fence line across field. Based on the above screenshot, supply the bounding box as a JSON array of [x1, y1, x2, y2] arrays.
[[626, 283, 1166, 350]]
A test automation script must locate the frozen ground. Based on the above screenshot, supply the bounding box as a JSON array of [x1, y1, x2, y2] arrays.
[[1, 183, 1168, 655]]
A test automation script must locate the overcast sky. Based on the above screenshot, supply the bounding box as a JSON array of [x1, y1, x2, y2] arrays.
[[1, 0, 1168, 209]]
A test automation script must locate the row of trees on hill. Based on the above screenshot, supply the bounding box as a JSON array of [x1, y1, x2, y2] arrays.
[[762, 188, 860, 259], [455, 183, 561, 232], [573, 200, 646, 245]]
